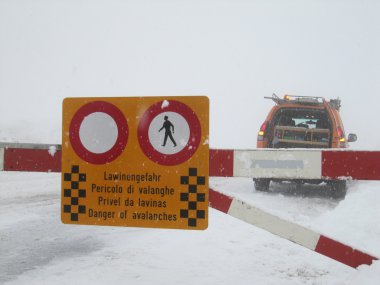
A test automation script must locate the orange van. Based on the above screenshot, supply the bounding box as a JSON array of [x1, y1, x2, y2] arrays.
[[255, 94, 357, 198]]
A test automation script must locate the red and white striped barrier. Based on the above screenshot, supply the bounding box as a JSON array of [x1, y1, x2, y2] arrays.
[[1, 144, 380, 180], [210, 149, 380, 180], [209, 188, 378, 268], [1, 143, 380, 268]]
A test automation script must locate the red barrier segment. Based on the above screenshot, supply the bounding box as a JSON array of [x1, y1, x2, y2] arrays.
[[4, 148, 61, 172], [209, 188, 233, 213], [322, 151, 380, 180], [208, 187, 378, 269], [315, 235, 376, 268], [209, 149, 234, 177]]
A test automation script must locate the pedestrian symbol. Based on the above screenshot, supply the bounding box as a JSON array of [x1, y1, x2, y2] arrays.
[[159, 115, 177, 147], [146, 111, 191, 156]]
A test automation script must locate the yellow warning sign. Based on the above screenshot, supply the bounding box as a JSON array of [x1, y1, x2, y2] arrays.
[[61, 96, 209, 230]]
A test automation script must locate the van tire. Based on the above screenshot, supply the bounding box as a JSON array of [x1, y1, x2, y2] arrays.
[[330, 180, 347, 199], [254, 179, 270, 192]]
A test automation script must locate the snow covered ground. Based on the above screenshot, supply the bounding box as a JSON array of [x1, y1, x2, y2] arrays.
[[1, 171, 380, 284]]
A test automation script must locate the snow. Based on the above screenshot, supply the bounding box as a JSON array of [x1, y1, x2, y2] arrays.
[[1, 174, 380, 284], [161, 100, 170, 109], [348, 261, 380, 285], [0, 172, 352, 284], [1, 0, 380, 284], [48, 146, 57, 157]]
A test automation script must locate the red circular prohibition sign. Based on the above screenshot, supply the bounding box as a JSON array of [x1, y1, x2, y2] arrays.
[[69, 101, 128, 165], [138, 100, 201, 166]]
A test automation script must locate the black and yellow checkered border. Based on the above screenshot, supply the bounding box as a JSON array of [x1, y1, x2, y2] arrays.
[[179, 167, 206, 227], [63, 165, 87, 222]]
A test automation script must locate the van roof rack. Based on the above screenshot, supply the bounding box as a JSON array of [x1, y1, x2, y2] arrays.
[[328, 98, 341, 111], [265, 93, 325, 106]]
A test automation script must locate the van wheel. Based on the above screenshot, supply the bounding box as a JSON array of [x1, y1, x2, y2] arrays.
[[254, 179, 270, 192], [330, 180, 347, 199]]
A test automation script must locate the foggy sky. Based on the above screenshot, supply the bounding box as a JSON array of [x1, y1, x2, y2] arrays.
[[0, 0, 379, 149]]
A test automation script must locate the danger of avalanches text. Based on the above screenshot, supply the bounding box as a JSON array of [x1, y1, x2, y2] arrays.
[[87, 172, 177, 222]]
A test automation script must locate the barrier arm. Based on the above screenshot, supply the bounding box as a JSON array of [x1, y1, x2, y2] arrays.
[[209, 188, 378, 269], [1, 143, 379, 268]]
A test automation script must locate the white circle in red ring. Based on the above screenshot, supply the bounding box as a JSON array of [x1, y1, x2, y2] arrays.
[[138, 100, 201, 166], [79, 112, 119, 154], [69, 101, 128, 164], [148, 112, 190, 155]]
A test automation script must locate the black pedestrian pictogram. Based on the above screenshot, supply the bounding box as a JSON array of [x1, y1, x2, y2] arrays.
[[63, 165, 87, 222], [159, 115, 177, 147], [179, 167, 206, 227]]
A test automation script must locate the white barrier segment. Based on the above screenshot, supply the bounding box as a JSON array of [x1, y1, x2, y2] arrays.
[[0, 148, 4, 171], [227, 198, 320, 250], [233, 149, 322, 179]]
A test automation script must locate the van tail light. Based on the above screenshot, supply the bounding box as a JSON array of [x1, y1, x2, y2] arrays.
[[337, 126, 346, 146], [337, 126, 345, 141], [260, 121, 268, 133], [258, 121, 267, 141]]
